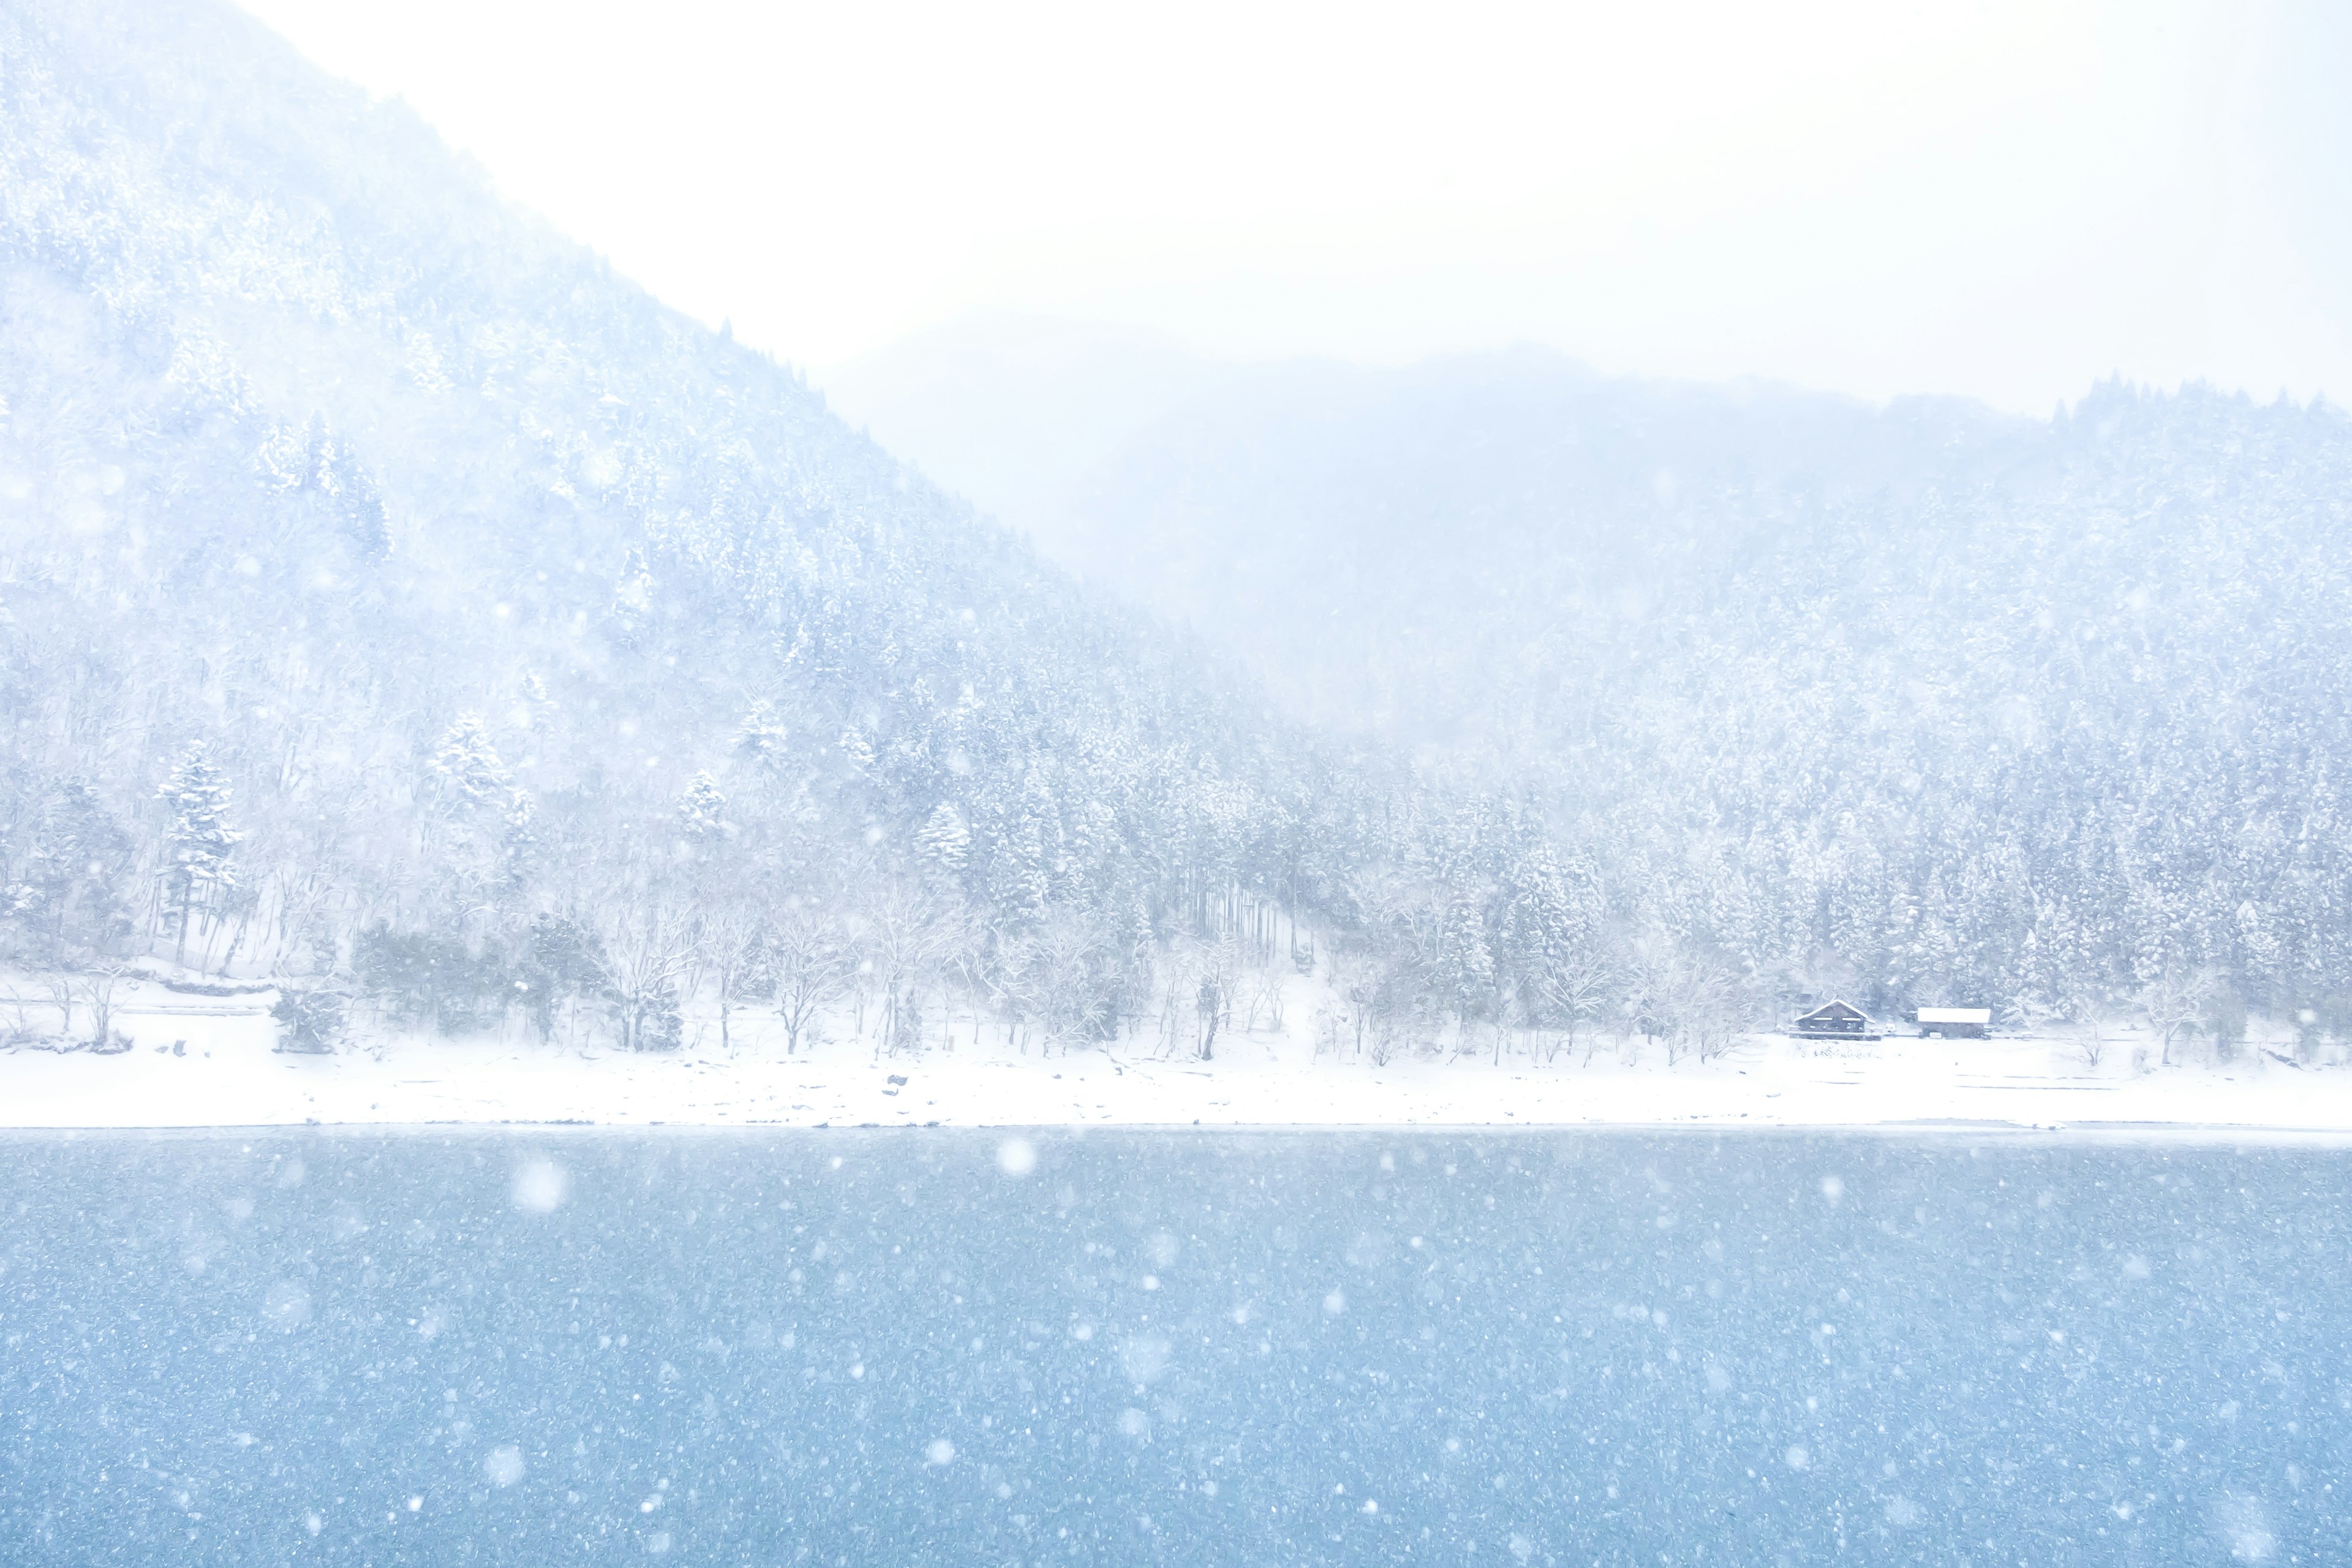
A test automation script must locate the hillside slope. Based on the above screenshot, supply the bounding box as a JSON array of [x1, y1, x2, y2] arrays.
[[0, 0, 1388, 1050], [843, 329, 2352, 1031]]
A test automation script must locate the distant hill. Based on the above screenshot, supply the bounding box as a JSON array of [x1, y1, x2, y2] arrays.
[[831, 328, 2043, 736], [834, 321, 2352, 1033], [818, 314, 1238, 564]]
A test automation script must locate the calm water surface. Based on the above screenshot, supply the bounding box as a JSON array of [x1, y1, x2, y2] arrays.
[[3, 1128, 2346, 1565]]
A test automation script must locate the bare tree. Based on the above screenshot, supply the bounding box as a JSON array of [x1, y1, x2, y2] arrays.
[[991, 925, 1042, 1053], [78, 966, 128, 1051], [2069, 989, 2113, 1071], [1621, 929, 1689, 1060], [0, 988, 44, 1049], [42, 976, 74, 1039], [699, 906, 772, 1053], [861, 884, 956, 1058], [1196, 968, 1223, 1061], [1031, 908, 1112, 1053], [1189, 936, 1243, 1060], [1310, 999, 1344, 1061], [1625, 929, 1745, 1066], [771, 901, 852, 1055], [1150, 940, 1196, 1060], [598, 903, 699, 1052], [1351, 952, 1423, 1068], [2138, 962, 2220, 1068], [1537, 946, 1611, 1065], [1687, 976, 1749, 1063], [927, 903, 987, 1050], [2003, 990, 2068, 1042], [1240, 960, 1287, 1035], [1152, 933, 1237, 1061]]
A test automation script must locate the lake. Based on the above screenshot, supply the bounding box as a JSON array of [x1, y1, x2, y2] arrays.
[[2, 1127, 2345, 1564]]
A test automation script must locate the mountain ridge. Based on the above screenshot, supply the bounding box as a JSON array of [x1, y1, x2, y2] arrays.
[[6, 0, 2352, 1068], [823, 311, 2352, 1036], [1, 0, 1378, 1054]]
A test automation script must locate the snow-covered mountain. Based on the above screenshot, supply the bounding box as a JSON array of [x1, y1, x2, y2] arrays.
[[6, 0, 2351, 1064], [0, 0, 1376, 1050], [834, 325, 2352, 1035]]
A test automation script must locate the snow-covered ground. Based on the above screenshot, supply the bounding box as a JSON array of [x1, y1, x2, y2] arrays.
[[4, 970, 2350, 1133]]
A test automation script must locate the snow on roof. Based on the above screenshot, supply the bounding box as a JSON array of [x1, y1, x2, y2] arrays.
[[1917, 1007, 1993, 1023]]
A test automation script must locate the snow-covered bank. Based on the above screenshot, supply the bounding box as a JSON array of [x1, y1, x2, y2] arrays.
[[4, 974, 2350, 1132]]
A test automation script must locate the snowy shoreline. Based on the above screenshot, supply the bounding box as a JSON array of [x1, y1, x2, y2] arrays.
[[6, 973, 2351, 1134]]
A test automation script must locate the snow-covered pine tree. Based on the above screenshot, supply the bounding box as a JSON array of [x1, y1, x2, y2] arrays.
[[916, 801, 971, 884], [1434, 884, 1497, 1037], [677, 771, 730, 839], [158, 744, 240, 964], [499, 790, 542, 894], [427, 715, 512, 810], [258, 413, 389, 559], [307, 416, 390, 560], [1496, 845, 1575, 1020], [610, 545, 655, 648], [987, 810, 1049, 924], [733, 701, 790, 770], [6, 778, 136, 960]]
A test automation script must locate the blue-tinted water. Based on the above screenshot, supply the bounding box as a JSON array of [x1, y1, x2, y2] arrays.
[[2, 1128, 2345, 1565]]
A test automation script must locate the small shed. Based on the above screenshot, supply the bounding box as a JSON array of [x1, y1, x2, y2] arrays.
[[1793, 1000, 1879, 1040], [1916, 1006, 1992, 1039]]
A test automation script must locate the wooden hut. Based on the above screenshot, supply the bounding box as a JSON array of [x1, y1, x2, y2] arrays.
[[1792, 999, 1879, 1041], [1915, 1006, 1992, 1039]]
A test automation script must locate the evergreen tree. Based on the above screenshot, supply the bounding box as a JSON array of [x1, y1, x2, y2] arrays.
[[258, 412, 390, 559], [610, 545, 655, 648], [307, 415, 391, 560], [5, 778, 135, 959], [158, 745, 239, 963], [915, 801, 971, 884], [498, 791, 543, 895], [1434, 885, 1497, 1027], [733, 701, 790, 770], [677, 771, 730, 839], [427, 715, 512, 810]]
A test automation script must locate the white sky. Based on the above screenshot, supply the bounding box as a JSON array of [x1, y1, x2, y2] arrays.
[[240, 0, 2352, 410]]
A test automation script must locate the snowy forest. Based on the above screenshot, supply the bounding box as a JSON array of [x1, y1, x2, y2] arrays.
[[5, 0, 2351, 1067]]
